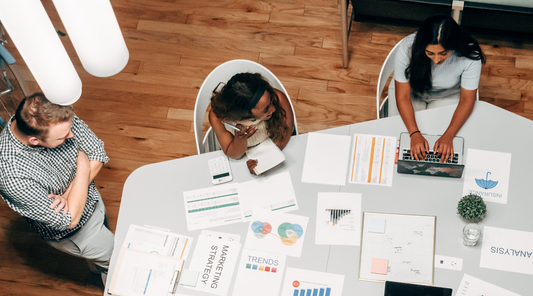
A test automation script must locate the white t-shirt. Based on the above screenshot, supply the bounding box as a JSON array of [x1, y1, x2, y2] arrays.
[[393, 33, 482, 100]]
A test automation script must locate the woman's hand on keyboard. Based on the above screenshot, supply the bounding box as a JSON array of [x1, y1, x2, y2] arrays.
[[434, 134, 454, 163], [410, 133, 428, 160]]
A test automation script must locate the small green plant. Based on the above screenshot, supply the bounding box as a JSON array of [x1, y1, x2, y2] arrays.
[[457, 194, 487, 222]]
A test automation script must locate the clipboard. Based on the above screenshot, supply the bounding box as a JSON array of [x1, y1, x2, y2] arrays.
[[108, 248, 184, 296]]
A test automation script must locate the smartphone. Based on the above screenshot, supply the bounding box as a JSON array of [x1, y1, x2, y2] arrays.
[[208, 156, 233, 185]]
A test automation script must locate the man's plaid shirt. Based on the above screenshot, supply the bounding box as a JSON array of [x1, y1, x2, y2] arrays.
[[0, 116, 109, 240]]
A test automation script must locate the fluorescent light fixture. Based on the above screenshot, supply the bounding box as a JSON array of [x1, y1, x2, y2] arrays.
[[0, 0, 82, 105], [53, 0, 129, 77]]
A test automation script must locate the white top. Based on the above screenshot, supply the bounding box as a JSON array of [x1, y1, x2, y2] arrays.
[[394, 33, 482, 99]]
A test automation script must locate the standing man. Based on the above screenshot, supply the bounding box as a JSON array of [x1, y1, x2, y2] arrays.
[[0, 93, 113, 284]]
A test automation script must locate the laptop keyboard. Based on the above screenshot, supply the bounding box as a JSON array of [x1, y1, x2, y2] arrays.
[[402, 149, 459, 164]]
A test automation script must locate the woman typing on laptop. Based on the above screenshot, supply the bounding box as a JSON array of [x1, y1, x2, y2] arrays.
[[209, 72, 294, 173], [389, 15, 486, 163]]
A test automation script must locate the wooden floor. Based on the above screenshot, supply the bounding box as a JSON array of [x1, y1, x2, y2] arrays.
[[1, 0, 533, 294]]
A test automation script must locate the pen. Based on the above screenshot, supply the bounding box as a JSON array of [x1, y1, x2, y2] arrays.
[[223, 122, 241, 131]]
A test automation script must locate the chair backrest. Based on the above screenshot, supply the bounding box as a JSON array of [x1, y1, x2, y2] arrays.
[[193, 59, 298, 154], [376, 39, 403, 119]]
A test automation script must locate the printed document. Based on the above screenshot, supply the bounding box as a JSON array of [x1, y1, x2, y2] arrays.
[[280, 267, 345, 296], [348, 134, 396, 186], [108, 248, 184, 296], [462, 149, 512, 204], [183, 183, 242, 231], [238, 171, 298, 220], [122, 224, 193, 260], [315, 192, 362, 246], [244, 209, 309, 257], [457, 273, 520, 296], [301, 132, 352, 186], [232, 249, 287, 296], [480, 226, 533, 275], [185, 235, 242, 296]]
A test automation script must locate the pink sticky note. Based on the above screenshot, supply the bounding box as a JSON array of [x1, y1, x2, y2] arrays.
[[371, 258, 388, 275]]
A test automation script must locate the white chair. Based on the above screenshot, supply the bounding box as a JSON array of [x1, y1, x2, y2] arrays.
[[377, 39, 479, 119], [376, 40, 403, 119], [193, 59, 298, 155]]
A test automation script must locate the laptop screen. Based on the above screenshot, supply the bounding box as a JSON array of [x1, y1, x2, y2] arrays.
[[384, 281, 452, 296]]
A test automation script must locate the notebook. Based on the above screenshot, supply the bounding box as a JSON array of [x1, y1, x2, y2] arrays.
[[384, 281, 452, 296], [397, 132, 465, 178], [246, 138, 285, 175]]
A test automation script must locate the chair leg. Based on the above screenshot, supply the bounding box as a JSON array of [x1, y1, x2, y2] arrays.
[[341, 0, 349, 68]]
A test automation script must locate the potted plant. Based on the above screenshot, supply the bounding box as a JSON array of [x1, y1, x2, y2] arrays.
[[457, 194, 487, 222]]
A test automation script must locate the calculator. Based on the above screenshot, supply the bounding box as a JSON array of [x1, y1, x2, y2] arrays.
[[208, 156, 233, 185]]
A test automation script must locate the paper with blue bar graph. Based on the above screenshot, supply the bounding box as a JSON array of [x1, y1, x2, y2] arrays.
[[183, 183, 242, 231], [281, 267, 345, 296], [315, 192, 362, 246]]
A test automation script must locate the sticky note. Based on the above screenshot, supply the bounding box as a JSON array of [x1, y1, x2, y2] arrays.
[[371, 258, 388, 275], [368, 217, 386, 233]]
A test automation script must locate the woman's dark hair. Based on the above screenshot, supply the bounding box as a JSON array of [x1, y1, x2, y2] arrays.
[[210, 72, 289, 143], [406, 15, 486, 95]]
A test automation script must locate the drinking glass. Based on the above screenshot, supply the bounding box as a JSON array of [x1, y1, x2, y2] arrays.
[[463, 223, 481, 246]]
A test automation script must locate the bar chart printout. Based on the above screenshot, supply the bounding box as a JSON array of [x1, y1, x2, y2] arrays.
[[183, 183, 242, 231], [324, 209, 352, 227], [281, 268, 345, 296]]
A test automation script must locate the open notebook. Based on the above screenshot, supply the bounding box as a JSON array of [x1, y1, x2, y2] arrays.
[[246, 138, 285, 175]]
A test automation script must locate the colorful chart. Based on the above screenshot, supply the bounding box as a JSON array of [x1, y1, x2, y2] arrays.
[[251, 221, 304, 246], [324, 209, 352, 227], [292, 287, 331, 296]]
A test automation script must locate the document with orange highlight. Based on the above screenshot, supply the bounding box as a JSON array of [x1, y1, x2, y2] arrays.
[[348, 134, 396, 186]]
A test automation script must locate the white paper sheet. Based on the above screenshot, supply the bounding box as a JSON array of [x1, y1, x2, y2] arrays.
[[456, 273, 520, 296], [232, 249, 287, 296], [200, 230, 241, 244], [122, 224, 193, 260], [348, 134, 396, 186], [280, 267, 345, 296], [109, 248, 184, 296], [315, 192, 362, 246], [359, 212, 436, 284], [238, 172, 298, 220], [462, 149, 512, 204], [246, 138, 285, 175], [480, 226, 533, 275], [185, 235, 242, 296], [183, 183, 242, 231], [244, 208, 309, 257], [301, 133, 352, 186]]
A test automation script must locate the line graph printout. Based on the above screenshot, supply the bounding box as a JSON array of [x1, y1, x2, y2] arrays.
[[457, 274, 520, 296], [359, 212, 436, 284], [183, 183, 242, 231], [315, 192, 362, 246], [349, 134, 396, 186]]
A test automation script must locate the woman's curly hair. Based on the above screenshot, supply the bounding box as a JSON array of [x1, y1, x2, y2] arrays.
[[210, 72, 290, 143]]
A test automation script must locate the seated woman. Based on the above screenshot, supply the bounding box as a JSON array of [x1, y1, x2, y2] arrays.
[[388, 15, 486, 163], [209, 72, 294, 173]]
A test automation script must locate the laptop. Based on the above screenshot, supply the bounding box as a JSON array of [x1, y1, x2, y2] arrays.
[[397, 132, 465, 178], [384, 281, 453, 296]]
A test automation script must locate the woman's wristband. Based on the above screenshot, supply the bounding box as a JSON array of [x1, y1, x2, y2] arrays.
[[410, 130, 420, 137]]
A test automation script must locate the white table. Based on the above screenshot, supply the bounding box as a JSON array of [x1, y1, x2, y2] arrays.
[[106, 101, 533, 295]]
